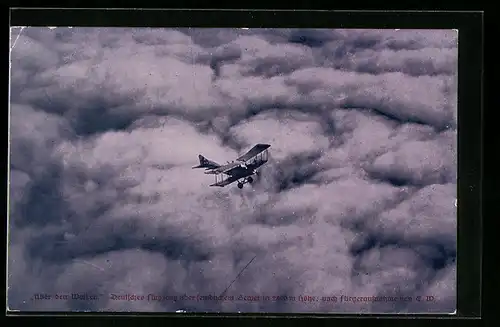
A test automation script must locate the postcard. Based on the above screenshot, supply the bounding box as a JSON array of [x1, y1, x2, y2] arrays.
[[8, 27, 457, 313]]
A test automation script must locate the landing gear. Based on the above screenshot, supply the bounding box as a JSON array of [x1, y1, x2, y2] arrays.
[[236, 175, 255, 189]]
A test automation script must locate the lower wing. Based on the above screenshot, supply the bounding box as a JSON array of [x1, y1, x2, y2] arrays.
[[209, 175, 240, 187]]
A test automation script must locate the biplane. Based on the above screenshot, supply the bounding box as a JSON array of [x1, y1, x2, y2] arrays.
[[192, 144, 271, 189]]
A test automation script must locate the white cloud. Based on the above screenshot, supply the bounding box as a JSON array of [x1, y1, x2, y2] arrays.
[[8, 28, 457, 314]]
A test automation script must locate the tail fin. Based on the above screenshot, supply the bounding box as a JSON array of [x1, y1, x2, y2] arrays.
[[192, 155, 220, 169], [198, 155, 208, 165], [192, 154, 211, 169]]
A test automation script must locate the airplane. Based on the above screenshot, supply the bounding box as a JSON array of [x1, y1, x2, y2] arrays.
[[192, 144, 271, 189]]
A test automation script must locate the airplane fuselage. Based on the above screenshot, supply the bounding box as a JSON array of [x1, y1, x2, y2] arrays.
[[203, 163, 220, 170], [225, 160, 265, 177]]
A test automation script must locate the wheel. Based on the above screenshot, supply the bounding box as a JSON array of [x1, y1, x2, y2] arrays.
[[247, 176, 253, 184], [237, 182, 243, 189]]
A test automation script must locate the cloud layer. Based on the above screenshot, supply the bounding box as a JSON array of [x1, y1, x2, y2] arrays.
[[8, 28, 457, 313]]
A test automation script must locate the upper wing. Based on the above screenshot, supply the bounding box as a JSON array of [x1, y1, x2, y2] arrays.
[[236, 144, 271, 162], [209, 174, 240, 187]]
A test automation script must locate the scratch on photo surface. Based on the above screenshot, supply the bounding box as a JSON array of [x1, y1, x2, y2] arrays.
[[73, 259, 105, 271], [219, 254, 258, 299], [10, 26, 25, 53]]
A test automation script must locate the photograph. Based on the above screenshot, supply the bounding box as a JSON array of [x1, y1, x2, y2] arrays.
[[8, 27, 458, 313]]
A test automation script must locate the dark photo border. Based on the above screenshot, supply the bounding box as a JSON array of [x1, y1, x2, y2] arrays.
[[7, 8, 484, 326]]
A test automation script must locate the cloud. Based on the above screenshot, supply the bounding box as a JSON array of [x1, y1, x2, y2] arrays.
[[218, 35, 315, 78], [369, 133, 456, 186], [345, 47, 458, 76], [8, 27, 457, 313], [287, 68, 455, 129], [370, 183, 457, 251]]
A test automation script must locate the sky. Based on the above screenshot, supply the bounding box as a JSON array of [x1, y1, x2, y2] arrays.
[[8, 27, 458, 313]]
